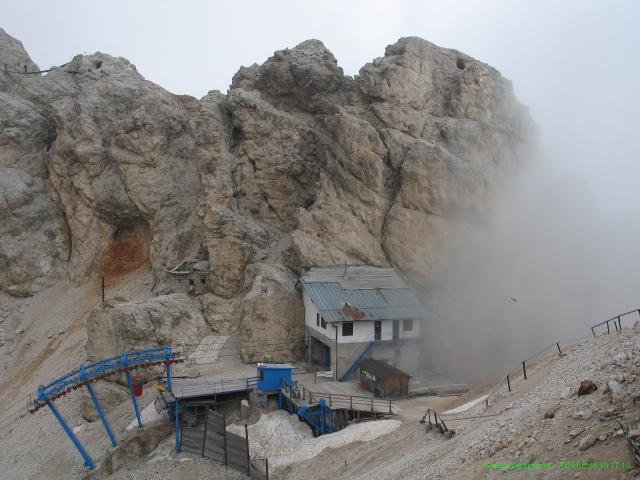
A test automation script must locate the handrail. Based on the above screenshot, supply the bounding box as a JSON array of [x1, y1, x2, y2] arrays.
[[338, 331, 408, 382], [301, 388, 394, 413], [342, 332, 376, 364], [484, 335, 590, 407], [340, 339, 378, 381], [591, 308, 640, 337], [485, 305, 640, 408]]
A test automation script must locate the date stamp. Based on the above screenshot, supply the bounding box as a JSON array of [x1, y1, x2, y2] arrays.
[[484, 460, 633, 471]]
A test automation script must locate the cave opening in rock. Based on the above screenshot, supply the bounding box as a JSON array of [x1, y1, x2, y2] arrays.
[[101, 222, 150, 278], [456, 57, 466, 70]]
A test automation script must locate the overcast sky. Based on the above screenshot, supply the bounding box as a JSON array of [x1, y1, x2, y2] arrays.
[[4, 0, 640, 212]]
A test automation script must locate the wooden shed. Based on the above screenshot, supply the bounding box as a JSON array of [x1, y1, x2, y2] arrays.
[[358, 359, 411, 399]]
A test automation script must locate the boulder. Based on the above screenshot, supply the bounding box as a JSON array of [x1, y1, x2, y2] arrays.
[[578, 434, 596, 450], [544, 403, 561, 419], [99, 422, 174, 476], [577, 380, 597, 396], [568, 429, 584, 439], [85, 294, 213, 380], [571, 409, 593, 421], [612, 352, 629, 367]]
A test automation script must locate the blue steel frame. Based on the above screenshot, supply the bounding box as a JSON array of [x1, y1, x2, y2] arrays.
[[125, 369, 143, 428], [85, 382, 117, 447], [279, 380, 334, 436], [46, 400, 96, 469], [175, 398, 181, 453], [35, 346, 176, 402], [31, 346, 178, 470], [296, 398, 334, 436]]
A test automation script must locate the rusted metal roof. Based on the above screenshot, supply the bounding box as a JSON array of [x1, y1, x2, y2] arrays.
[[169, 259, 209, 275], [301, 266, 430, 322]]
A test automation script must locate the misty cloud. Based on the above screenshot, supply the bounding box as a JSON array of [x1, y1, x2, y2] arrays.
[[421, 154, 640, 385]]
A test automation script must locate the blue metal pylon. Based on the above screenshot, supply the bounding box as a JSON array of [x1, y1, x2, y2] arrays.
[[32, 346, 179, 470], [85, 383, 117, 447], [125, 370, 143, 428], [175, 399, 181, 453], [164, 346, 173, 392], [46, 401, 95, 470]]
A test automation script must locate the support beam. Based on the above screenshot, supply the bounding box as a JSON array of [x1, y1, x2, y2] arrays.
[[175, 399, 181, 453], [333, 324, 338, 381], [163, 346, 173, 392], [85, 383, 117, 447], [165, 362, 173, 393], [47, 401, 95, 470], [125, 371, 143, 428], [245, 424, 250, 475]]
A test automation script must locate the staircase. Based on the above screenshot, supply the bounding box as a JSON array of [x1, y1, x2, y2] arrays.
[[340, 340, 377, 381]]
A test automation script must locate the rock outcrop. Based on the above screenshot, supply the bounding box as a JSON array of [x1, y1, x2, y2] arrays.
[[86, 294, 211, 364], [0, 28, 534, 358]]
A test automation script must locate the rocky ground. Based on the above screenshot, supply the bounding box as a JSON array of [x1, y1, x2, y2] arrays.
[[2, 279, 638, 480], [279, 327, 640, 480]]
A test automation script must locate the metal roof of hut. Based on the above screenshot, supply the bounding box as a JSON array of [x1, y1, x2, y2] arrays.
[[169, 259, 210, 275], [359, 359, 411, 380], [300, 266, 430, 323]]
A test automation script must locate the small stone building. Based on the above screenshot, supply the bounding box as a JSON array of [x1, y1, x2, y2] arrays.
[[168, 259, 209, 295], [358, 358, 411, 399]]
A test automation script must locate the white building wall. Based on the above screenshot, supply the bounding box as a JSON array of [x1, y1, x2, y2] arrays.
[[399, 319, 420, 339], [303, 291, 421, 344], [303, 291, 326, 336], [342, 320, 374, 343]]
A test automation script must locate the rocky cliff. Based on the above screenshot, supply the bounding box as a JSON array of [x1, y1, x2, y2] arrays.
[[0, 28, 534, 359]]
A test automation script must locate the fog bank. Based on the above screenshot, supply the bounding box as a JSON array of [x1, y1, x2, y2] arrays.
[[422, 154, 640, 385]]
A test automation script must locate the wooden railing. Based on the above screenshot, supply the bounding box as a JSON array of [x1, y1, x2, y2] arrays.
[[299, 387, 394, 414]]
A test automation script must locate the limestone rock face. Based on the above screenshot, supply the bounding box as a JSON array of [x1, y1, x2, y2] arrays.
[[0, 168, 68, 296], [85, 294, 211, 362], [0, 29, 534, 358], [239, 263, 305, 362]]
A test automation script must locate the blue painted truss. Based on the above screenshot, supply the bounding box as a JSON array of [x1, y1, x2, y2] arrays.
[[31, 346, 180, 409], [28, 345, 181, 470]]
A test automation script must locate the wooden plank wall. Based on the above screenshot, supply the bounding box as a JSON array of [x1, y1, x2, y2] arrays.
[[180, 405, 260, 477]]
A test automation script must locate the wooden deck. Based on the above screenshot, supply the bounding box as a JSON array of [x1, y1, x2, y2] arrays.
[[172, 376, 257, 400]]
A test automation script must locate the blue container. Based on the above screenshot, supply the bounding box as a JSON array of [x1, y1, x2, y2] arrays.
[[257, 363, 294, 393]]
